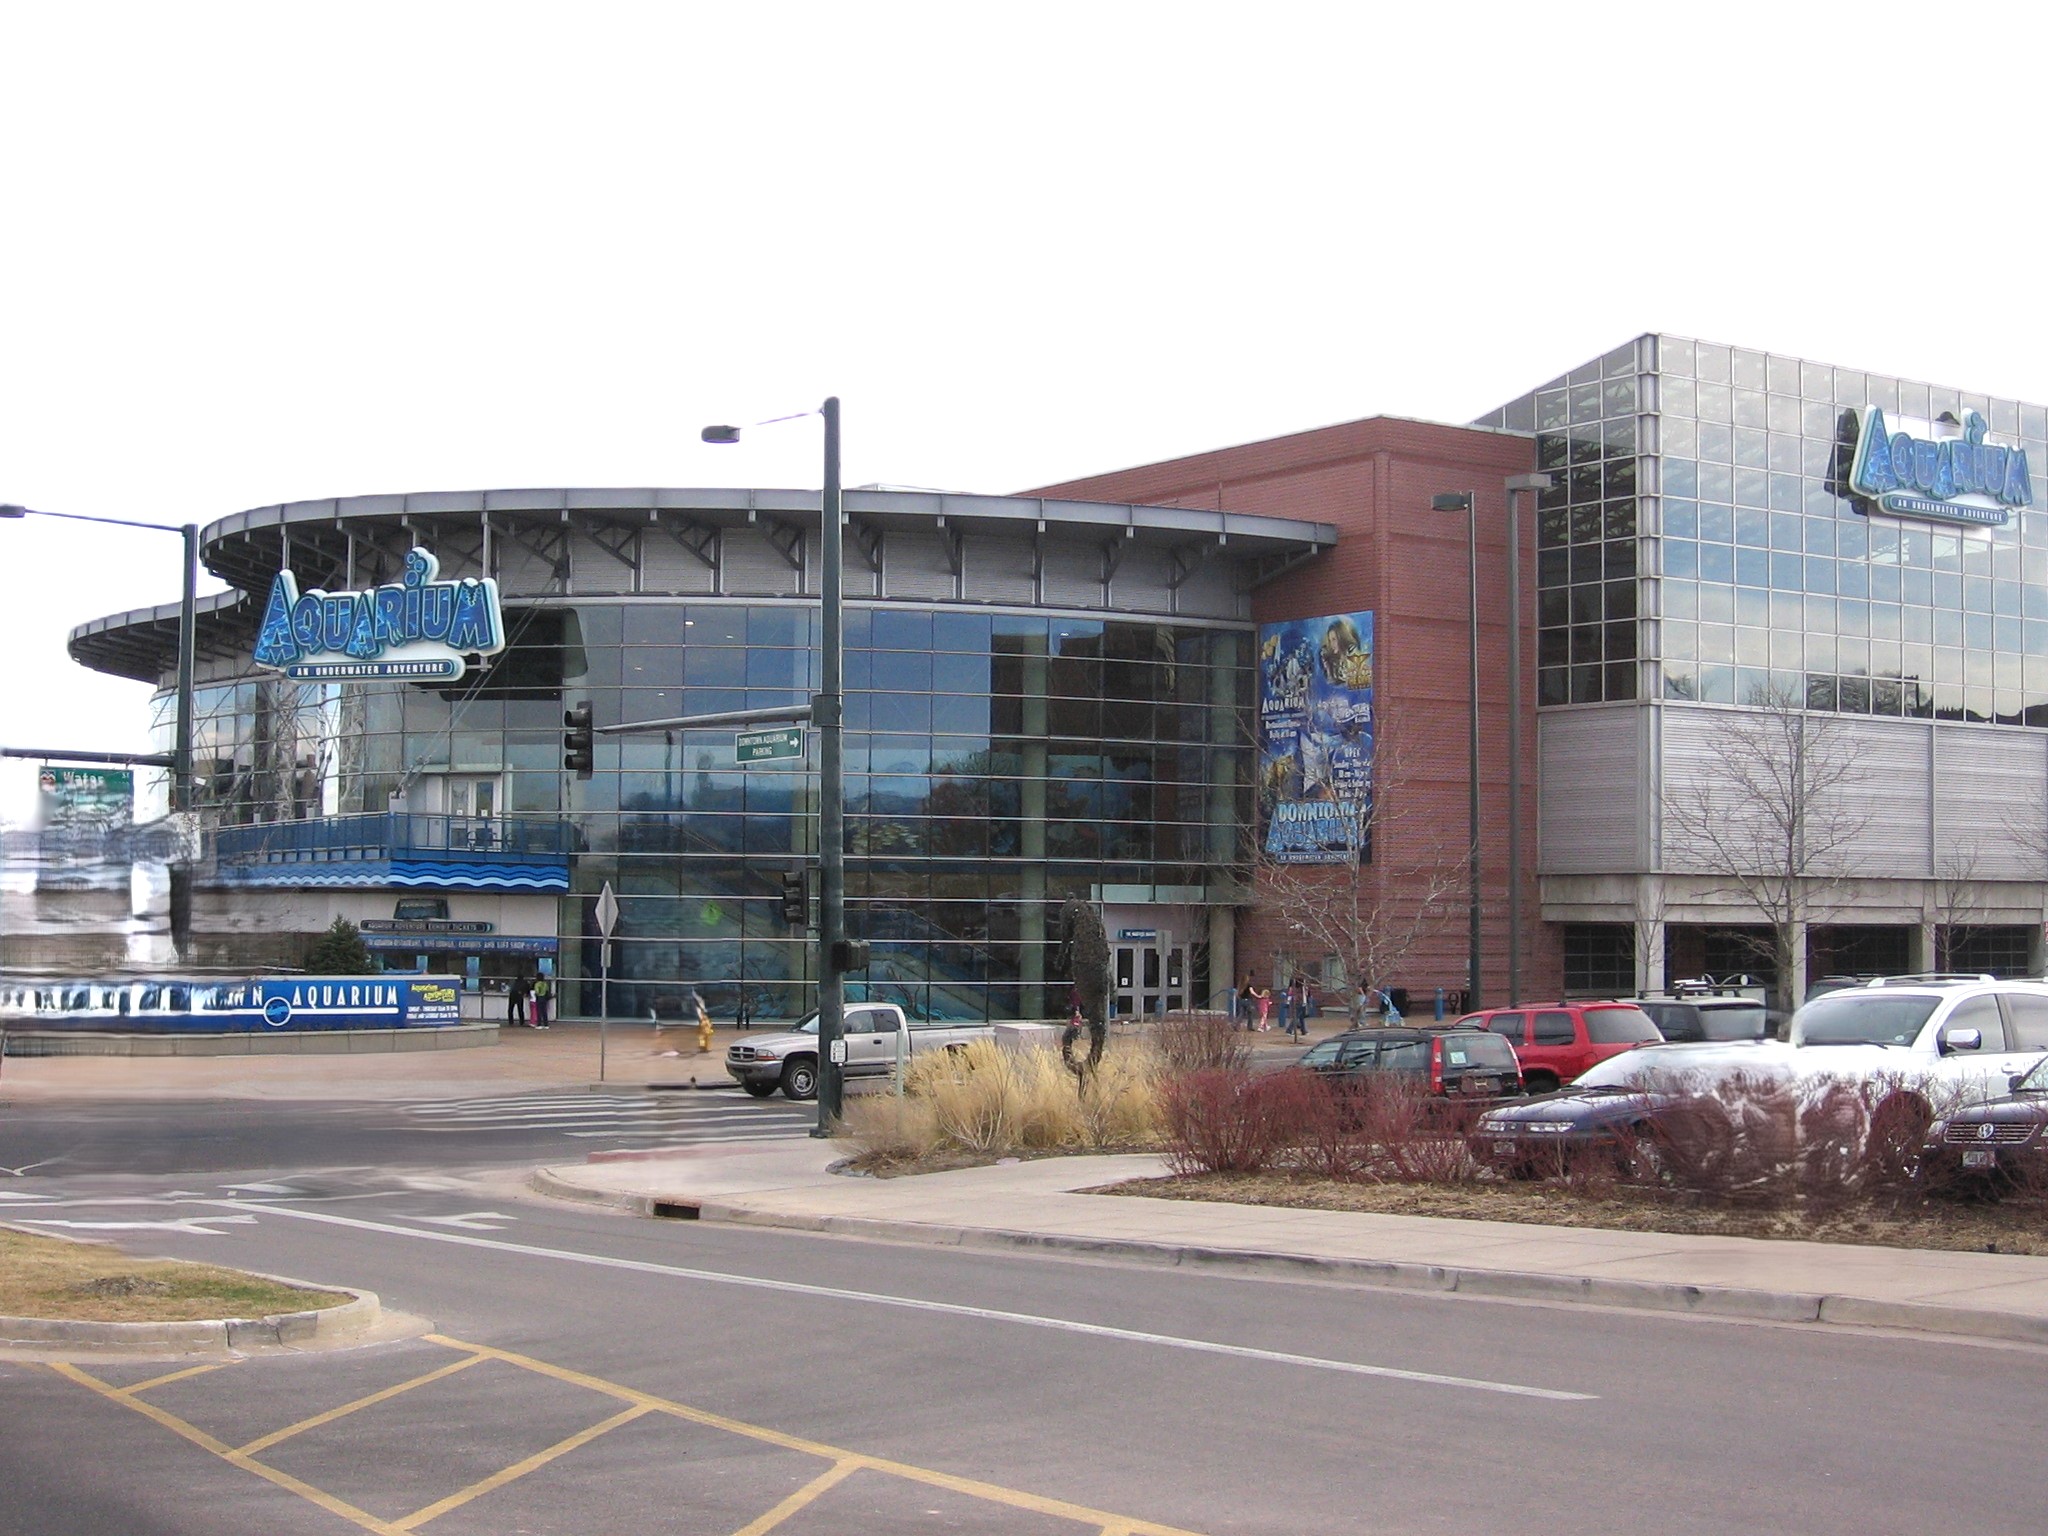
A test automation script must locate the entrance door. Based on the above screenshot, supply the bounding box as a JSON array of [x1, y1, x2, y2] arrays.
[[1112, 939, 1189, 1018]]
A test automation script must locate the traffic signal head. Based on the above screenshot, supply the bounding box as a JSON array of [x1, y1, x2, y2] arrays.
[[563, 702, 594, 780], [779, 870, 807, 924], [831, 938, 871, 974]]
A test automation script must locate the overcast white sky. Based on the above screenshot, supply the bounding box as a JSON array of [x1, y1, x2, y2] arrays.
[[7, 1, 2048, 823]]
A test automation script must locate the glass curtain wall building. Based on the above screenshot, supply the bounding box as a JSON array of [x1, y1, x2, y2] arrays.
[[1481, 337, 2048, 993], [72, 489, 1334, 1022]]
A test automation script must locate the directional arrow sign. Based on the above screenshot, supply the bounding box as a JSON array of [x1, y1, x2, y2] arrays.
[[736, 726, 804, 763]]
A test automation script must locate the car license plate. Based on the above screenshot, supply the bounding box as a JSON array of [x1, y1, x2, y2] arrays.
[[1492, 1138, 1517, 1156], [1962, 1149, 1997, 1169], [1463, 1075, 1496, 1095]]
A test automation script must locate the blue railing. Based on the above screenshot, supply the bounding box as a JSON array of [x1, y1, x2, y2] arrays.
[[214, 813, 574, 867]]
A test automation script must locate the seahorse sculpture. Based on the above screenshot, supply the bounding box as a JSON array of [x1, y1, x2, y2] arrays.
[[1054, 895, 1110, 1080]]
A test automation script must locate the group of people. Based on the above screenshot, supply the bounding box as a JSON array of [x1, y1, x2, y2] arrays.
[[504, 974, 553, 1029], [1234, 970, 1315, 1039], [1231, 971, 1404, 1037]]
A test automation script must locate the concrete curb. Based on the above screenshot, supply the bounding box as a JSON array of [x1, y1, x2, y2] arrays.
[[527, 1169, 2048, 1348], [0, 1283, 381, 1353]]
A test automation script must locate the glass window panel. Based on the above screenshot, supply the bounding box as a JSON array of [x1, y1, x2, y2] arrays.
[[1571, 664, 1604, 703], [1539, 628, 1569, 667], [1806, 674, 1837, 711], [1661, 337, 1696, 375], [1606, 580, 1637, 620], [1839, 675, 1871, 713], [1605, 622, 1637, 661], [1734, 468, 1769, 507], [1664, 539, 1699, 580], [1662, 416, 1696, 458], [1603, 377, 1638, 415], [1735, 627, 1769, 666], [1571, 584, 1603, 623], [1605, 662, 1637, 699], [1699, 664, 1735, 703], [1807, 632, 1836, 671], [1697, 382, 1732, 422], [1698, 421, 1733, 462], [1664, 580, 1697, 620], [1768, 393, 1801, 434], [1700, 584, 1737, 623], [1538, 506, 1570, 547], [1538, 587, 1569, 625], [1569, 382, 1603, 423], [1663, 458, 1698, 497], [1736, 547, 1770, 587], [1570, 505, 1603, 543], [871, 609, 933, 650], [1663, 500, 1698, 539], [1699, 462, 1734, 502], [1605, 542, 1636, 579], [1732, 427, 1767, 468], [1603, 418, 1638, 457], [1664, 662, 1698, 700], [1603, 460, 1638, 498], [1663, 620, 1697, 660], [1700, 543, 1735, 583], [1539, 667, 1569, 705]]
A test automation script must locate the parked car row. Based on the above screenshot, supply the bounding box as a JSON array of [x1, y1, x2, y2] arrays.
[[1290, 975, 2048, 1189]]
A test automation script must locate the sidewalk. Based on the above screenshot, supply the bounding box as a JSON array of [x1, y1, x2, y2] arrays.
[[532, 1143, 2048, 1349], [0, 1015, 1346, 1103]]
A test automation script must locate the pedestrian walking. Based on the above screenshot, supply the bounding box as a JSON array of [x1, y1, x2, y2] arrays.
[[506, 975, 529, 1027], [1288, 975, 1311, 1040], [1251, 982, 1272, 1031], [1236, 967, 1256, 1030], [736, 992, 752, 1032], [532, 973, 551, 1029], [1275, 983, 1292, 1039], [692, 988, 714, 1054]]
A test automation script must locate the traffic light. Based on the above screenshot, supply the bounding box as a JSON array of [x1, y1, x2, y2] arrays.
[[779, 870, 808, 924], [563, 702, 594, 779]]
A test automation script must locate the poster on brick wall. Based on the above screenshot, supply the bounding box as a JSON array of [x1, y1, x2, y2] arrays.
[[1256, 612, 1374, 863]]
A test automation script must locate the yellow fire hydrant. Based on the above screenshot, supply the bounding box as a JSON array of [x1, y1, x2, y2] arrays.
[[695, 992, 714, 1055]]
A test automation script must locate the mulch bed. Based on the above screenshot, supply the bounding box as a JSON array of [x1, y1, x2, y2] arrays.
[[1092, 1171, 2048, 1256]]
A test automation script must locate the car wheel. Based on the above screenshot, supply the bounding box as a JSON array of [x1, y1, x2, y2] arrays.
[[741, 1079, 778, 1098], [1524, 1072, 1560, 1095], [780, 1057, 819, 1100], [1868, 1093, 1932, 1184], [1613, 1123, 1665, 1184]]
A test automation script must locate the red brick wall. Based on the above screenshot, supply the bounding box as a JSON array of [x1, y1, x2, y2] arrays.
[[1029, 417, 1564, 1009]]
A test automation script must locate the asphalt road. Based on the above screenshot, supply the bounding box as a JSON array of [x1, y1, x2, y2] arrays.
[[1, 1097, 2042, 1535]]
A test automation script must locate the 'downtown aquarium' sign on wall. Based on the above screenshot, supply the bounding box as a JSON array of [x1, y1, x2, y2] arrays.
[[253, 548, 505, 681], [1850, 408, 2032, 528], [1257, 611, 1374, 864]]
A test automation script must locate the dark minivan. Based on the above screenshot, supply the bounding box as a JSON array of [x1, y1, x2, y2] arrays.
[[1297, 1026, 1524, 1102]]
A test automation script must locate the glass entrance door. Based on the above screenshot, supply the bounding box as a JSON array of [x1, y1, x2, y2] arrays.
[[1112, 939, 1188, 1018]]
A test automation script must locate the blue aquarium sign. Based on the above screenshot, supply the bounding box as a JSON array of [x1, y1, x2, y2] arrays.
[[253, 548, 505, 680], [1850, 408, 2031, 527]]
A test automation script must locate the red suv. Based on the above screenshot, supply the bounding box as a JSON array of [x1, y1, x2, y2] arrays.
[[1455, 1002, 1662, 1092]]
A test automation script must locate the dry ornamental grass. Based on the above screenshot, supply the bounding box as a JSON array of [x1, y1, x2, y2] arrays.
[[0, 1228, 347, 1323]]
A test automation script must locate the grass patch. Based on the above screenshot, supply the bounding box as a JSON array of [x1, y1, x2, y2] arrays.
[[1093, 1172, 2048, 1256], [0, 1227, 348, 1323]]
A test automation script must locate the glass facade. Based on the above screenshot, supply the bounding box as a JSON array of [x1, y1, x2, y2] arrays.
[[155, 601, 1254, 1023], [1483, 335, 2048, 723]]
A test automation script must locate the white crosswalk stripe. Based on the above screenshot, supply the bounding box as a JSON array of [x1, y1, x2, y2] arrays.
[[393, 1088, 814, 1146]]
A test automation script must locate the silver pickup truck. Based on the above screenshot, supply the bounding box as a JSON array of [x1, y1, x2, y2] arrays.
[[724, 1003, 994, 1099]]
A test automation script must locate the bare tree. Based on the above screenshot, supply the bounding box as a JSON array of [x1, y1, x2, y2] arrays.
[[1252, 733, 1463, 1016], [1630, 876, 1672, 994], [1662, 682, 1868, 1015], [1929, 845, 1989, 970]]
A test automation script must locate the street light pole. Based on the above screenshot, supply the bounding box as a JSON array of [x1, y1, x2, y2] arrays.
[[816, 397, 846, 1133], [699, 401, 845, 1136], [1431, 491, 1481, 1012], [1502, 473, 1554, 1008]]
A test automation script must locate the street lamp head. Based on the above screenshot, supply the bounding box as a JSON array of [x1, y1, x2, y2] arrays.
[[0, 504, 28, 518], [700, 425, 742, 445], [1430, 492, 1474, 512], [1504, 473, 1555, 493]]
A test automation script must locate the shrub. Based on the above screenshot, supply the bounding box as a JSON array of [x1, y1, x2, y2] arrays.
[[1149, 1011, 1250, 1075], [1161, 1067, 1295, 1174], [845, 1041, 1161, 1163], [304, 917, 374, 975]]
